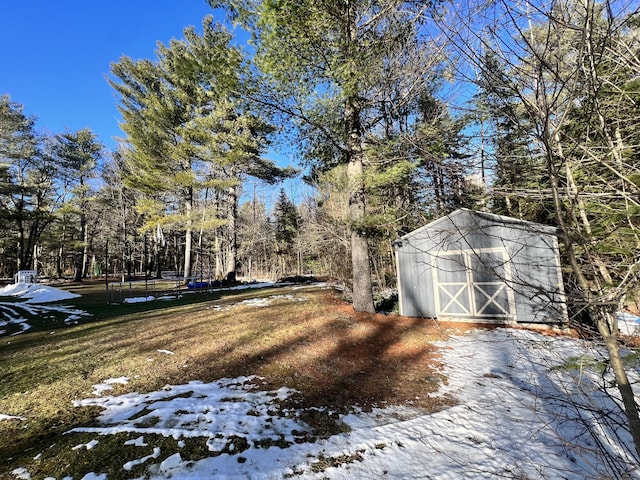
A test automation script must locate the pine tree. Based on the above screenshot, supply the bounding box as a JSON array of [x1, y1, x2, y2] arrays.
[[210, 0, 441, 311], [110, 16, 287, 283], [474, 51, 551, 222], [0, 95, 55, 272], [272, 188, 299, 274], [52, 128, 103, 281]]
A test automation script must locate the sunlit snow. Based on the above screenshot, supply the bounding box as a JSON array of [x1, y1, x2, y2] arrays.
[[0, 283, 90, 335], [0, 283, 80, 303], [10, 328, 634, 479], [4, 281, 639, 478]]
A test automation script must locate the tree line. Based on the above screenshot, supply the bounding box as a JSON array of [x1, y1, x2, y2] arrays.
[[0, 96, 310, 283], [0, 12, 475, 292], [1, 1, 637, 315]]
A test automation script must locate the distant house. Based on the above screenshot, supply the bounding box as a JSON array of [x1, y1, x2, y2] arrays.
[[14, 270, 38, 285], [393, 209, 567, 325]]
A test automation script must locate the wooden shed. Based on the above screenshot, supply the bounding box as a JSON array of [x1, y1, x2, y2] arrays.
[[393, 209, 567, 325]]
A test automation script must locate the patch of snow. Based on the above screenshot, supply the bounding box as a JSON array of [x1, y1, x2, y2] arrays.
[[80, 474, 107, 480], [106, 376, 130, 385], [123, 296, 155, 304], [619, 312, 640, 336], [211, 294, 308, 312], [159, 453, 183, 473], [72, 439, 99, 450], [158, 295, 179, 301], [57, 329, 640, 479], [225, 282, 275, 291], [157, 349, 175, 355], [239, 297, 271, 308], [0, 414, 26, 421], [0, 300, 91, 337], [124, 436, 148, 447], [123, 447, 161, 471], [91, 377, 130, 396], [10, 468, 31, 479], [0, 304, 32, 335], [291, 282, 330, 290]]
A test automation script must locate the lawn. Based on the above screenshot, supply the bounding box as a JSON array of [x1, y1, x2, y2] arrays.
[[0, 283, 455, 479]]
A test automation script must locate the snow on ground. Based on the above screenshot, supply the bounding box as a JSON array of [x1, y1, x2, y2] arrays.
[[0, 281, 315, 337], [0, 283, 90, 336], [91, 377, 131, 396], [619, 312, 640, 336], [123, 296, 155, 304], [0, 414, 26, 421], [0, 303, 91, 336], [210, 294, 309, 311], [125, 281, 327, 304], [0, 283, 80, 303], [12, 327, 638, 479]]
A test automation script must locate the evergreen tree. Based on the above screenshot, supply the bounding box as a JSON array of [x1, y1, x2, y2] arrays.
[[210, 0, 442, 311], [51, 128, 103, 281], [273, 188, 299, 274], [0, 95, 55, 272], [474, 51, 550, 222], [110, 16, 287, 282]]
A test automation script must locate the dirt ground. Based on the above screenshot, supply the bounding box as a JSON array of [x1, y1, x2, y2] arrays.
[[214, 290, 487, 413]]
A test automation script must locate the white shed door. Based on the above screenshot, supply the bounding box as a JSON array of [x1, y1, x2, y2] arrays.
[[433, 248, 515, 320]]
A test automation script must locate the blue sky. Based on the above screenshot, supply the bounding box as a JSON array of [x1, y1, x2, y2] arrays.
[[1, 0, 219, 150]]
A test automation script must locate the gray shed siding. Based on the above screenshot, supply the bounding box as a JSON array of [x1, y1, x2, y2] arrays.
[[395, 209, 567, 324]]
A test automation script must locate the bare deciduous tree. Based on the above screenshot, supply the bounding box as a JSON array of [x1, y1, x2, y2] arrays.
[[435, 0, 640, 458]]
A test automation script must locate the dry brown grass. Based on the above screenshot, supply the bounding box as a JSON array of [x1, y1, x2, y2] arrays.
[[0, 285, 475, 478]]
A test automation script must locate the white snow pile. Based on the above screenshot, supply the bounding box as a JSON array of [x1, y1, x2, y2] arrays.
[[9, 328, 636, 479], [0, 283, 89, 336], [0, 283, 80, 303]]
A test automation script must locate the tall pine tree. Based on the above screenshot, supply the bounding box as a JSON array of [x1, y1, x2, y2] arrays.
[[210, 0, 442, 311]]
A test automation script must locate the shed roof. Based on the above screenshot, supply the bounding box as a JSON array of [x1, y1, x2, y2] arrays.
[[396, 209, 558, 244]]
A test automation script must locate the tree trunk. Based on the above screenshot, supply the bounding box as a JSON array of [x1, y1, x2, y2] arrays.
[[214, 232, 223, 279], [74, 212, 86, 282], [546, 128, 640, 460], [81, 218, 90, 278], [183, 191, 193, 284], [57, 222, 64, 279], [347, 154, 375, 313], [340, 2, 375, 313], [155, 243, 162, 279], [597, 311, 640, 459], [73, 255, 83, 283], [226, 186, 238, 282]]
